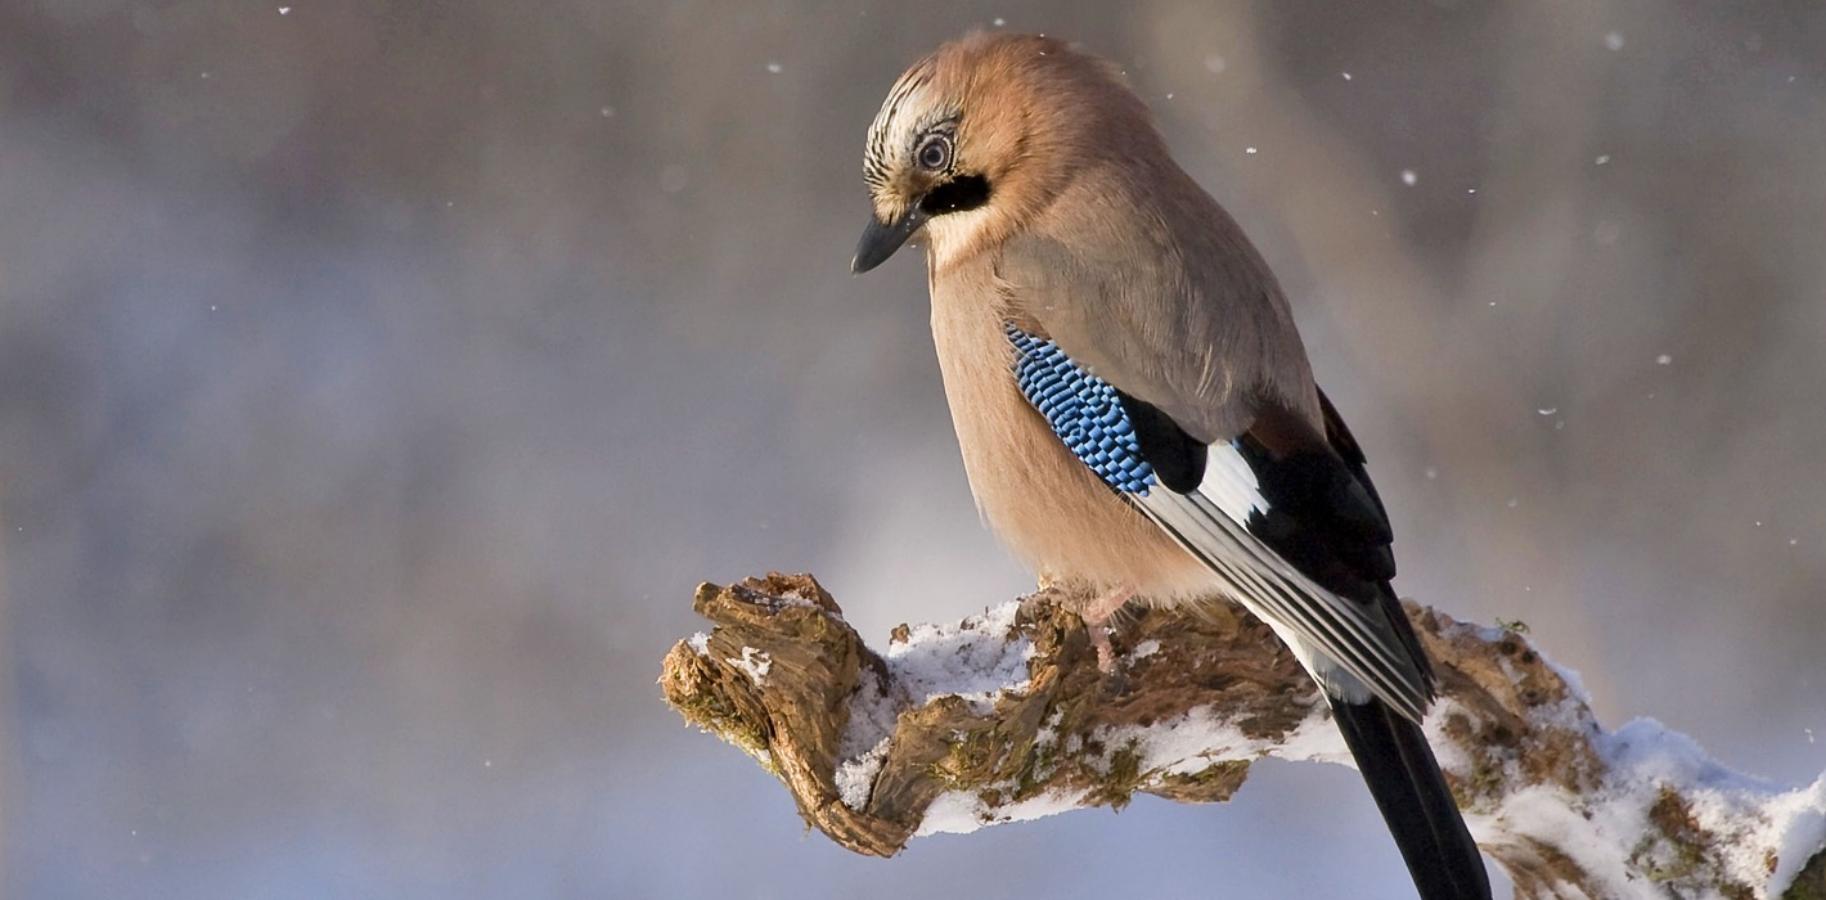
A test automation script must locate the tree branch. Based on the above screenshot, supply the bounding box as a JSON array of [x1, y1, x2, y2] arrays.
[[659, 573, 1826, 899]]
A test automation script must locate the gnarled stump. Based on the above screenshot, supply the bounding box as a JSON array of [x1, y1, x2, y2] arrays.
[[660, 573, 1826, 899]]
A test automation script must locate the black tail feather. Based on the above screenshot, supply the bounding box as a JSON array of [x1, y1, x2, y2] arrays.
[[1331, 698, 1492, 900]]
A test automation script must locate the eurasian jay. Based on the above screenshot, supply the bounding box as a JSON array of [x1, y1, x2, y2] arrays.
[[850, 32, 1491, 900]]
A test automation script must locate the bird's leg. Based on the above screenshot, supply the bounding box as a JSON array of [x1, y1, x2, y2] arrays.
[[1081, 585, 1136, 673]]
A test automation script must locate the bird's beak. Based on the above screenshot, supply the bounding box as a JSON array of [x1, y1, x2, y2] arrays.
[[851, 205, 929, 274]]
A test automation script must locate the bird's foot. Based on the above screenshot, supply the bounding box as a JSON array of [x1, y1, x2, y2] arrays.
[[1081, 586, 1136, 673]]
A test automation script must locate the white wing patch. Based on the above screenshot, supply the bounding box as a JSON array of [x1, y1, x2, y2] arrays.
[[1197, 441, 1270, 526]]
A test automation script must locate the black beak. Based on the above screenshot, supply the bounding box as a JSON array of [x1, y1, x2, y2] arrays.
[[851, 206, 929, 274]]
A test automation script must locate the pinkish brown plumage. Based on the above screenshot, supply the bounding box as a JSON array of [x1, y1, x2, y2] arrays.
[[852, 32, 1491, 899], [862, 34, 1320, 600]]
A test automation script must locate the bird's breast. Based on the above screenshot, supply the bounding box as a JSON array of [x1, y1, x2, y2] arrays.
[[927, 264, 1210, 602]]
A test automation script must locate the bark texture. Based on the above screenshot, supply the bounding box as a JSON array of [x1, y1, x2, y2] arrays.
[[659, 573, 1826, 900]]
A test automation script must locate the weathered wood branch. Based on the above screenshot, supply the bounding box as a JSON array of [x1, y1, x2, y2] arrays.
[[659, 573, 1826, 899]]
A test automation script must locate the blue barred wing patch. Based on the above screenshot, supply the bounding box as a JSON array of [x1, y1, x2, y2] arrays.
[[1005, 324, 1156, 495]]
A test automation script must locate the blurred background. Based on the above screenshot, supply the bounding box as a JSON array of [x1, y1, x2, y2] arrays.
[[2, 1, 1823, 897]]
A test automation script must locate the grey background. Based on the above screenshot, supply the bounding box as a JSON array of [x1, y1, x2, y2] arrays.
[[3, 1, 1823, 897]]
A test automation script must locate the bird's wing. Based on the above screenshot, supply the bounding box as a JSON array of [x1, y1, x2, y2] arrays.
[[996, 212, 1307, 445], [1003, 322, 1434, 721]]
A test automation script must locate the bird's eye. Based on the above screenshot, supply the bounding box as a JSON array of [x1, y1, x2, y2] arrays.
[[916, 135, 951, 171]]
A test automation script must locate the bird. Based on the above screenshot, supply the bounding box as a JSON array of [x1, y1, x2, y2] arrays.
[[850, 32, 1491, 900]]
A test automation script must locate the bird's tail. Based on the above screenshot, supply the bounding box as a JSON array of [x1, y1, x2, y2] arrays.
[[1330, 697, 1492, 900]]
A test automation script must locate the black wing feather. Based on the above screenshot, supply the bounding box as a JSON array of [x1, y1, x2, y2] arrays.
[[1115, 389, 1205, 492], [1314, 387, 1435, 686], [1121, 387, 1432, 692]]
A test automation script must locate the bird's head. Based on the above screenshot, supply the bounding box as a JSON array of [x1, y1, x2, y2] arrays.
[[851, 32, 1150, 273]]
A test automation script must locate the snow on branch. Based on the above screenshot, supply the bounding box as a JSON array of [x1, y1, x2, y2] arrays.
[[659, 573, 1826, 899]]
